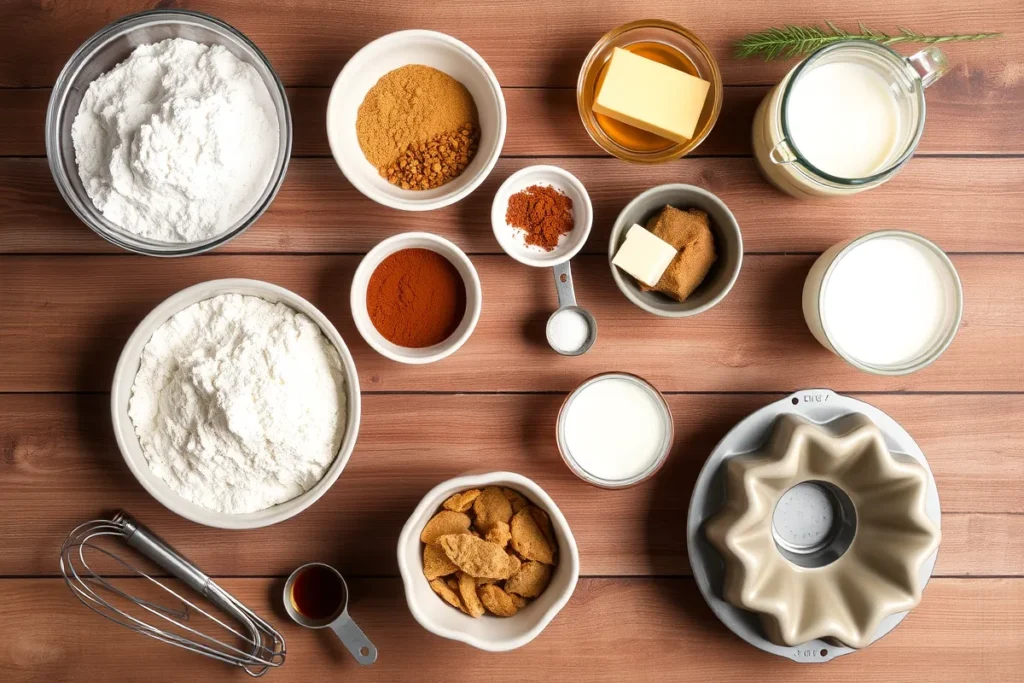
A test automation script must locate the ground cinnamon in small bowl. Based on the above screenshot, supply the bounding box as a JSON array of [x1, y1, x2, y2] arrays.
[[506, 185, 574, 251], [366, 248, 467, 347]]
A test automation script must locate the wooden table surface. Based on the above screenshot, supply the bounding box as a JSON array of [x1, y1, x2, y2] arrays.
[[2, 1, 1022, 681]]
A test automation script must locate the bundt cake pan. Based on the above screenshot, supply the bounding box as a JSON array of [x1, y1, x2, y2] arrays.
[[687, 389, 941, 663]]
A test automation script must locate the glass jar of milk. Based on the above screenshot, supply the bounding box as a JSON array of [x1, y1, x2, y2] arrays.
[[752, 41, 948, 198]]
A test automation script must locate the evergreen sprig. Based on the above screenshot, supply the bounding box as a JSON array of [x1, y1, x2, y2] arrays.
[[735, 21, 1002, 60]]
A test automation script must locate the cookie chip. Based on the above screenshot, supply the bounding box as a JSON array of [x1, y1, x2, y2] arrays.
[[443, 489, 481, 513], [429, 578, 463, 611], [505, 561, 553, 598], [420, 510, 471, 544], [484, 520, 511, 548], [473, 486, 513, 529], [510, 508, 555, 564], [478, 584, 522, 617], [423, 543, 459, 580], [502, 487, 530, 513], [438, 534, 518, 579], [457, 572, 486, 618], [529, 506, 556, 547]]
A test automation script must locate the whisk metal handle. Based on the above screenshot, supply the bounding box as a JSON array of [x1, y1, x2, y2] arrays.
[[117, 512, 210, 594]]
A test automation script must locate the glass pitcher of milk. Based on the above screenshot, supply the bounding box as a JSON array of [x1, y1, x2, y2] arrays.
[[752, 41, 948, 198]]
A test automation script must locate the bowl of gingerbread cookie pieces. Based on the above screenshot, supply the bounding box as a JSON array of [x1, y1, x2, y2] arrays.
[[397, 471, 579, 651]]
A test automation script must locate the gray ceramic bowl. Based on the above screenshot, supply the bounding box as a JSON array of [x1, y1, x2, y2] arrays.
[[608, 184, 742, 317]]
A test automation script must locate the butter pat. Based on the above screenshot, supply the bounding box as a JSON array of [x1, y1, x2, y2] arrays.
[[593, 47, 711, 143], [612, 224, 678, 287]]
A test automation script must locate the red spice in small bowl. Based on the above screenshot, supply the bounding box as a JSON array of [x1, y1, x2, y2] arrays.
[[366, 248, 467, 347], [506, 184, 574, 251]]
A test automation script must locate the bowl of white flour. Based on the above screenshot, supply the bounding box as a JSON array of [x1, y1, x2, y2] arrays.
[[45, 10, 291, 256], [112, 280, 360, 529]]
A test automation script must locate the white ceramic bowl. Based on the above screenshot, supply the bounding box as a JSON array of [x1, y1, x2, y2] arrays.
[[326, 30, 506, 211], [111, 279, 361, 529], [351, 232, 482, 364], [398, 472, 580, 651], [490, 165, 593, 267]]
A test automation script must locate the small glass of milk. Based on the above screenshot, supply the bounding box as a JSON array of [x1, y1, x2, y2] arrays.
[[752, 41, 948, 198], [803, 230, 963, 375], [557, 373, 674, 488]]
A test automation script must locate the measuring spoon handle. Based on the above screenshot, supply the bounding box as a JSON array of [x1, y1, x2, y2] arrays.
[[329, 612, 377, 665], [553, 261, 577, 309]]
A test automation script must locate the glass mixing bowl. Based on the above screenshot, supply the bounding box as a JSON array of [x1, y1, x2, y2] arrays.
[[576, 20, 723, 163], [45, 10, 292, 256]]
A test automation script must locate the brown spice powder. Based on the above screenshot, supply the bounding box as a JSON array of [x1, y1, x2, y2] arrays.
[[505, 185, 575, 251], [366, 248, 467, 348], [356, 65, 479, 186]]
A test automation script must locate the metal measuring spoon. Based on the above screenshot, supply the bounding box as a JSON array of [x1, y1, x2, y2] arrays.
[[547, 261, 597, 356], [283, 563, 377, 665]]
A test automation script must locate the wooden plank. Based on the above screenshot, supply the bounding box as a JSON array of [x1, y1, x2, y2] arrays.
[[1, 393, 1020, 577], [4, 157, 1024, 255], [2, 578, 1020, 682], [2, 0, 1018, 87], [6, 82, 1021, 158], [1, 254, 1021, 394]]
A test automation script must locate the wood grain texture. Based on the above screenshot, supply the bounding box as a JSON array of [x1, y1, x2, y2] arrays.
[[2, 0, 1019, 87], [4, 79, 1022, 158], [1, 254, 1021, 393], [4, 157, 1024, 255], [1, 393, 1021, 577], [3, 578, 1021, 682]]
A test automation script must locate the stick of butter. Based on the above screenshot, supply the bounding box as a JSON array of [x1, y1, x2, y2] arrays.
[[593, 47, 711, 143], [612, 224, 678, 287]]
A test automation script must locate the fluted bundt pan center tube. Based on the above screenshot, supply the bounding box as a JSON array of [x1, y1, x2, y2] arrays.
[[686, 389, 941, 663]]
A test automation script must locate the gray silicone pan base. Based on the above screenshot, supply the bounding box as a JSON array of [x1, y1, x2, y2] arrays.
[[686, 389, 941, 663]]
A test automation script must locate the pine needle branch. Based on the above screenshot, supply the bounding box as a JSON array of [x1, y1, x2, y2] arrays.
[[735, 22, 1002, 60]]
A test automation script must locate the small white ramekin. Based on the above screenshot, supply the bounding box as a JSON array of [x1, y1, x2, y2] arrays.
[[490, 165, 593, 268], [398, 472, 579, 652], [111, 279, 361, 529], [351, 232, 482, 364], [326, 30, 506, 211]]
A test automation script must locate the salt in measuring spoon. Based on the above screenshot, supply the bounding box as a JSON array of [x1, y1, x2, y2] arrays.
[[548, 261, 597, 356]]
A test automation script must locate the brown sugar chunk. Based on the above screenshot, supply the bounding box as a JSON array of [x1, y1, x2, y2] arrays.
[[429, 578, 463, 611], [443, 489, 481, 513], [478, 584, 522, 617], [420, 510, 471, 544], [485, 520, 512, 548], [641, 205, 717, 302], [473, 486, 513, 529], [438, 534, 518, 579], [505, 561, 553, 598], [457, 572, 486, 618], [510, 509, 555, 564], [423, 543, 460, 580]]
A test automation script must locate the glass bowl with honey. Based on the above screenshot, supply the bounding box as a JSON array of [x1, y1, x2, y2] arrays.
[[576, 20, 723, 163]]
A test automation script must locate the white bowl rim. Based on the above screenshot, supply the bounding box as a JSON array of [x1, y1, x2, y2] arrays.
[[397, 471, 580, 651], [608, 183, 743, 318], [350, 232, 483, 364], [490, 164, 594, 267], [111, 278, 361, 529], [326, 29, 507, 212]]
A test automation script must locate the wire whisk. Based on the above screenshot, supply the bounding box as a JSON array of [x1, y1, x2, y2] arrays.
[[59, 511, 286, 676]]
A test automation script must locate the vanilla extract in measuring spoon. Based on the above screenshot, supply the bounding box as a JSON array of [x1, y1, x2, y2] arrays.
[[558, 374, 673, 486]]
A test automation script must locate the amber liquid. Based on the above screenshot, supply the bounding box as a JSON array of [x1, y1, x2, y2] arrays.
[[290, 565, 344, 621], [593, 41, 699, 153]]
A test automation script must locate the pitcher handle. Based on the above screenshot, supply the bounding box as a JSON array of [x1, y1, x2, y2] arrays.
[[769, 138, 797, 165], [907, 46, 949, 88]]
